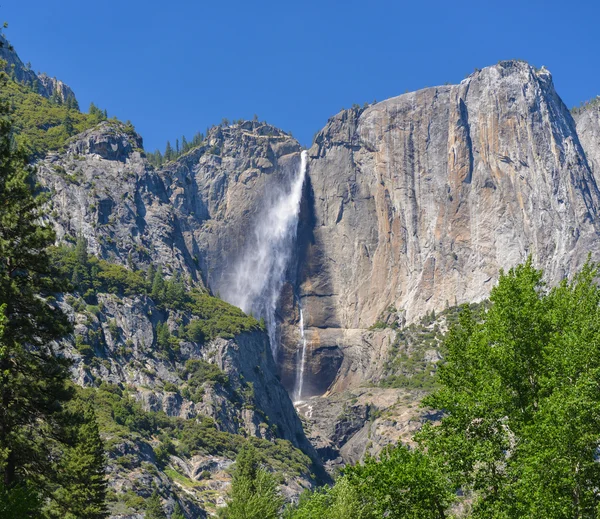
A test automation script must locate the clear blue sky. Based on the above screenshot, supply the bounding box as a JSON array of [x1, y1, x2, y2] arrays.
[[2, 0, 599, 151]]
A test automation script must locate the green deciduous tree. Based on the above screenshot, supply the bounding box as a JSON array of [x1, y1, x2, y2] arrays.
[[286, 445, 451, 519], [419, 259, 600, 518]]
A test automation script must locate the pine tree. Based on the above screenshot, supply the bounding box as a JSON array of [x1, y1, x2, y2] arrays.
[[171, 502, 185, 519], [145, 492, 167, 519], [63, 111, 74, 136], [175, 138, 180, 155], [47, 400, 107, 519], [146, 264, 156, 287], [164, 141, 173, 162], [165, 272, 185, 305], [65, 94, 79, 111], [0, 63, 73, 494], [151, 265, 165, 301], [220, 445, 283, 519], [0, 52, 106, 516]]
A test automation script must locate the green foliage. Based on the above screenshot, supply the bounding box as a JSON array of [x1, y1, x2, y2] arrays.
[[0, 482, 41, 518], [284, 477, 363, 519], [179, 359, 228, 402], [45, 399, 107, 519], [145, 492, 166, 519], [81, 383, 312, 479], [219, 445, 284, 519], [287, 445, 451, 519], [51, 242, 263, 346], [571, 95, 600, 115], [0, 49, 107, 516], [419, 259, 600, 517], [171, 502, 185, 519], [147, 131, 205, 167], [3, 76, 106, 158], [378, 303, 486, 391]]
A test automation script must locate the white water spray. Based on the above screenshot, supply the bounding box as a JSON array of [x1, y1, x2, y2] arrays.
[[294, 307, 308, 403], [222, 150, 308, 355]]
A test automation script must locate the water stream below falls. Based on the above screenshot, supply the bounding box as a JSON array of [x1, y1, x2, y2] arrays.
[[294, 308, 308, 403], [222, 150, 308, 363]]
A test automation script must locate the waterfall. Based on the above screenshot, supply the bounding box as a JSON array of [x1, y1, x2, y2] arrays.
[[294, 307, 308, 403], [222, 150, 307, 355]]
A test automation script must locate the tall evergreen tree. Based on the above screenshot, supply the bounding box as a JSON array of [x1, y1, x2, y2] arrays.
[[0, 57, 73, 495], [151, 265, 165, 301], [46, 400, 107, 519], [63, 111, 74, 136], [145, 492, 167, 519], [0, 49, 106, 517], [164, 141, 173, 161], [146, 264, 156, 287], [219, 445, 283, 519]]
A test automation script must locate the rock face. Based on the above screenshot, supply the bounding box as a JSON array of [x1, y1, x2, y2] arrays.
[[157, 120, 302, 291], [296, 387, 433, 472], [60, 289, 318, 517], [291, 61, 600, 397], [1, 34, 76, 102], [64, 292, 310, 451], [574, 99, 600, 186], [41, 62, 600, 404], [36, 72, 77, 102], [39, 120, 303, 286], [38, 121, 202, 279]]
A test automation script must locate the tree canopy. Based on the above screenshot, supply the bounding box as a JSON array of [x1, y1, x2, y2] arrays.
[[288, 259, 600, 519]]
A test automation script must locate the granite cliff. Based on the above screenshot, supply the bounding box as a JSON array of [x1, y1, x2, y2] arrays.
[[290, 61, 600, 398]]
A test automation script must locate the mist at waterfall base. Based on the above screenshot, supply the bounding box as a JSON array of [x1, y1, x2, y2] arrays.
[[221, 151, 308, 398]]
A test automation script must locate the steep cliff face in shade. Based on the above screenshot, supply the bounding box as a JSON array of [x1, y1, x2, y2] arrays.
[[37, 121, 202, 279], [574, 100, 600, 185], [291, 61, 600, 397], [157, 121, 302, 291]]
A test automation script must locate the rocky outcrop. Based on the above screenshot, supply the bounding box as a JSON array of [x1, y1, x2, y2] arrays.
[[296, 387, 435, 473], [1, 34, 76, 102], [38, 121, 201, 279], [60, 289, 319, 516], [574, 99, 600, 186], [157, 121, 302, 290], [37, 72, 77, 102], [64, 291, 312, 452], [291, 61, 600, 396]]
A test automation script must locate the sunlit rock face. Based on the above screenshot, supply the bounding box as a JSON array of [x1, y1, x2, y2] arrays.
[[38, 61, 600, 402], [295, 61, 600, 394]]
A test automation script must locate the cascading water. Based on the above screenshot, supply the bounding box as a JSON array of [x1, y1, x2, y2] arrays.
[[294, 307, 308, 403], [222, 150, 308, 356]]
